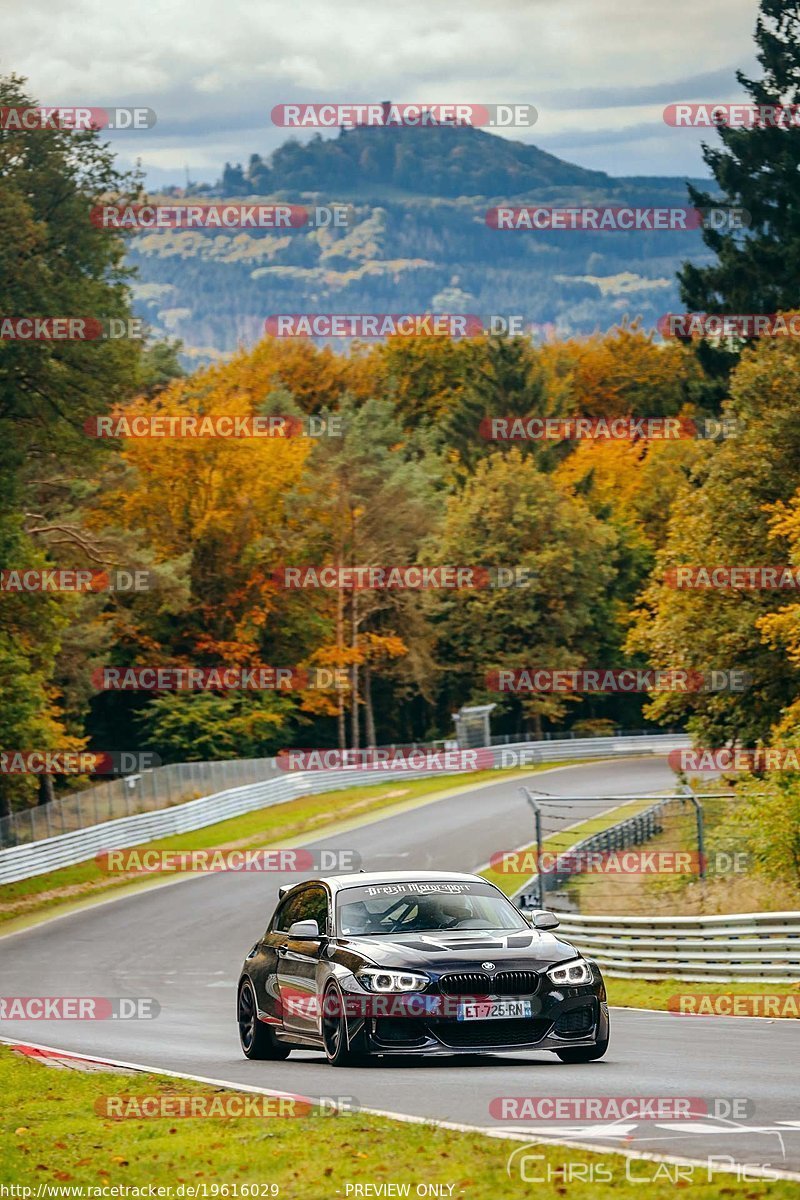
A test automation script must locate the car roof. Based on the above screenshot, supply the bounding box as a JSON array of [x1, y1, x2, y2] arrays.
[[294, 870, 486, 894]]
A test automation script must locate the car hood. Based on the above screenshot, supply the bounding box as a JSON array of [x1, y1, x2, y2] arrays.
[[337, 928, 579, 971]]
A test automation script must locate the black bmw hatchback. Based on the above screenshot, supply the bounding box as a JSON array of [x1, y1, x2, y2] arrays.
[[237, 870, 609, 1066]]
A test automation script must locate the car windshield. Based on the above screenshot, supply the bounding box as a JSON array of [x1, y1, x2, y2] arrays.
[[336, 881, 528, 936]]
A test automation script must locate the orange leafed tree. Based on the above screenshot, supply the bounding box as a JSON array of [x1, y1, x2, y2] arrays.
[[96, 344, 319, 669], [540, 322, 703, 419]]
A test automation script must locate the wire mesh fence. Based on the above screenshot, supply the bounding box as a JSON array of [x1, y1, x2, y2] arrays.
[[0, 758, 278, 849], [513, 788, 755, 916]]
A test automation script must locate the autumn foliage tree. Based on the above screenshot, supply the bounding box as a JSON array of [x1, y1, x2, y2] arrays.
[[0, 73, 145, 814], [427, 449, 620, 736], [627, 337, 800, 746]]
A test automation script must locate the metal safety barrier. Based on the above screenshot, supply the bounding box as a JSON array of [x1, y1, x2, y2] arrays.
[[511, 787, 800, 982], [0, 734, 688, 884], [551, 910, 800, 983]]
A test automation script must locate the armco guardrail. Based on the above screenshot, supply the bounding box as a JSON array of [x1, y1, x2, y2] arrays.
[[500, 733, 688, 764], [551, 911, 800, 983], [0, 734, 688, 884]]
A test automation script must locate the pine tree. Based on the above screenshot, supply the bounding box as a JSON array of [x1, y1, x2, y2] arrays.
[[678, 1, 800, 382], [440, 336, 558, 475]]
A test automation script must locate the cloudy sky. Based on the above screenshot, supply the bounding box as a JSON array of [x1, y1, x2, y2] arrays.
[[3, 0, 761, 186]]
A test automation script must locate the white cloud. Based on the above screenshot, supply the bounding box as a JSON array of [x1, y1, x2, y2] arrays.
[[1, 0, 760, 181]]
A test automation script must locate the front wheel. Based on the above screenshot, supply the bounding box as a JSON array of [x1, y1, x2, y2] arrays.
[[238, 980, 291, 1060], [556, 1036, 609, 1063], [321, 983, 367, 1067]]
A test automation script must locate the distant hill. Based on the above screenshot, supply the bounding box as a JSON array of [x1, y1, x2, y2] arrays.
[[220, 122, 613, 200], [128, 124, 716, 361]]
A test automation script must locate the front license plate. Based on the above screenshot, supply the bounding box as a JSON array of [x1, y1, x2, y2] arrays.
[[456, 1000, 532, 1021]]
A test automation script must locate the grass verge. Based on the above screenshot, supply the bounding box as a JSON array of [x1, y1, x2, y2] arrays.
[[0, 1044, 796, 1198], [605, 976, 800, 1014]]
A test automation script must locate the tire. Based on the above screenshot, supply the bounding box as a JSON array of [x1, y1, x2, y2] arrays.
[[556, 1036, 609, 1063], [321, 983, 367, 1067], [238, 979, 291, 1060]]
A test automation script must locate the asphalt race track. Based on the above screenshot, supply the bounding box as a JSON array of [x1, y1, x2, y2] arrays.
[[2, 758, 799, 1175]]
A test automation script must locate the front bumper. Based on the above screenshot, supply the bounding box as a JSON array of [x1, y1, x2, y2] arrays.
[[353, 979, 609, 1057]]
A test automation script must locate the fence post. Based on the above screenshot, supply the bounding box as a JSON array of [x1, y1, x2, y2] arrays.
[[520, 787, 545, 907], [679, 784, 706, 880]]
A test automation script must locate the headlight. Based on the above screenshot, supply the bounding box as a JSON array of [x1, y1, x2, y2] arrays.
[[356, 969, 429, 993], [547, 959, 593, 986]]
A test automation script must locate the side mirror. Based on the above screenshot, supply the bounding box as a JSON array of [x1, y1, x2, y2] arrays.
[[288, 919, 320, 938], [528, 909, 560, 931]]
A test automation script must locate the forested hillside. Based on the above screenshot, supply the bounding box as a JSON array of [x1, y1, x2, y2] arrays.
[[129, 123, 715, 359]]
